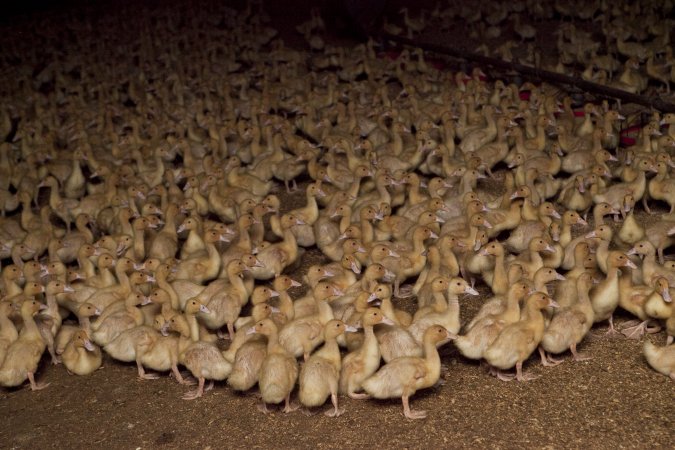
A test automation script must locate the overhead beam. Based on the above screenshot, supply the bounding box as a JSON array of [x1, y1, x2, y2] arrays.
[[381, 33, 675, 113]]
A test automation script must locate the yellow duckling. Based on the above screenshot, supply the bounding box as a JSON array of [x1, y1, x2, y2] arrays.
[[62, 330, 102, 376], [362, 325, 455, 420], [0, 299, 49, 390], [484, 293, 558, 381], [339, 307, 392, 399], [540, 272, 595, 365], [455, 281, 531, 361], [248, 318, 298, 414], [643, 340, 674, 380], [299, 319, 356, 417]]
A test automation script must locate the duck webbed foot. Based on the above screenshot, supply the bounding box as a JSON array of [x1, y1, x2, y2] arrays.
[[283, 395, 299, 413], [515, 361, 538, 382], [538, 347, 564, 367], [402, 395, 427, 420], [257, 401, 273, 414], [27, 372, 50, 391], [348, 391, 370, 400], [396, 284, 414, 298], [182, 377, 205, 400], [324, 393, 345, 417], [620, 320, 660, 339], [570, 343, 592, 361]]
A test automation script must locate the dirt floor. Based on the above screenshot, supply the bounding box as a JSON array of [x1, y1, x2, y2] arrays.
[[1, 1, 674, 449]]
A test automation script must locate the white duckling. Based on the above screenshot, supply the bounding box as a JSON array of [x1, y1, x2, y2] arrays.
[[180, 299, 232, 399]]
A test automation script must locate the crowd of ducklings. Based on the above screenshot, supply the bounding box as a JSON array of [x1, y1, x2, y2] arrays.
[[387, 0, 675, 97], [0, 1, 674, 420]]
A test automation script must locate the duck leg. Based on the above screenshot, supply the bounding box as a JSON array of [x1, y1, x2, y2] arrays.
[[402, 394, 427, 420], [621, 320, 661, 339], [27, 372, 49, 391], [569, 343, 591, 361], [282, 394, 299, 413], [182, 377, 205, 400], [538, 347, 564, 367], [257, 401, 273, 414], [324, 392, 345, 417], [170, 364, 195, 385], [515, 361, 538, 382], [135, 356, 159, 380]]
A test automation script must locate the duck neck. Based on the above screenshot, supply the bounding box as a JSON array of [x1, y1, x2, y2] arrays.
[[157, 272, 180, 310], [359, 218, 374, 245], [379, 297, 400, 325], [422, 336, 442, 382], [278, 291, 294, 322], [20, 309, 40, 338], [186, 312, 200, 342], [227, 270, 247, 305], [78, 252, 96, 278]]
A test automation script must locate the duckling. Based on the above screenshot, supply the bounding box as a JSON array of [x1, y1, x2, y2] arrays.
[[617, 195, 644, 247], [37, 280, 74, 364], [137, 314, 192, 384], [251, 214, 304, 280], [226, 303, 276, 391], [278, 282, 340, 361], [198, 259, 250, 339], [408, 277, 478, 345], [180, 299, 232, 400], [248, 318, 298, 413], [455, 280, 531, 361], [0, 299, 49, 390], [362, 325, 455, 419], [339, 307, 392, 399], [299, 319, 356, 417], [540, 272, 595, 365], [643, 340, 674, 380], [484, 293, 559, 381], [54, 302, 101, 355], [0, 301, 18, 367], [91, 291, 150, 346], [174, 230, 228, 284], [591, 252, 637, 334], [62, 330, 102, 376]]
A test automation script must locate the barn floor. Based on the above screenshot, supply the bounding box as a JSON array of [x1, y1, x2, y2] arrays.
[[0, 1, 673, 449]]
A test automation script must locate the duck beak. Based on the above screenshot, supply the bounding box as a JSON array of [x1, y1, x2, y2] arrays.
[[160, 323, 170, 336], [585, 231, 597, 239], [482, 220, 492, 229], [465, 286, 479, 296], [429, 231, 438, 239], [381, 316, 395, 325], [544, 245, 555, 253], [624, 259, 638, 269], [246, 326, 257, 335], [662, 289, 672, 303], [555, 272, 566, 281], [350, 261, 361, 274], [478, 247, 489, 256], [269, 289, 280, 298], [94, 308, 102, 316], [388, 249, 399, 257], [270, 306, 281, 313], [367, 293, 378, 302], [345, 325, 359, 333], [290, 279, 302, 288], [577, 218, 588, 226], [64, 285, 75, 293], [141, 296, 152, 306], [146, 276, 156, 283], [253, 258, 265, 268], [199, 304, 210, 314], [548, 299, 560, 308], [383, 269, 396, 281], [84, 339, 96, 352], [626, 247, 637, 255], [39, 303, 48, 311]]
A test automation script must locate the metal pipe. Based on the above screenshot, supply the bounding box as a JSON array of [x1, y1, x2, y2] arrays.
[[381, 33, 675, 113]]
